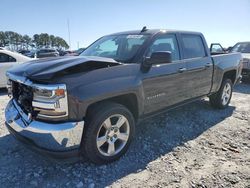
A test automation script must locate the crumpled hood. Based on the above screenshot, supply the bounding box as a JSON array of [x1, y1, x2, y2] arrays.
[[7, 56, 121, 82]]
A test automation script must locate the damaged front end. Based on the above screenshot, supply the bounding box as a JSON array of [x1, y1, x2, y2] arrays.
[[4, 56, 122, 156], [5, 73, 84, 155], [7, 73, 68, 122], [5, 56, 123, 124]]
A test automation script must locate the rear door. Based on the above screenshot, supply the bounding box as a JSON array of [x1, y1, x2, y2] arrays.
[[0, 53, 17, 87], [142, 33, 188, 114], [179, 34, 213, 99]]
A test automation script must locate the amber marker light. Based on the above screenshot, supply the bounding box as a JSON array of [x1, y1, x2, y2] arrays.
[[55, 89, 65, 96]]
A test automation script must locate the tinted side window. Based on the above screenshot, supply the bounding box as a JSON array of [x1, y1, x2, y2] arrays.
[[181, 35, 206, 59], [0, 53, 16, 63], [9, 56, 16, 62], [148, 34, 180, 61]]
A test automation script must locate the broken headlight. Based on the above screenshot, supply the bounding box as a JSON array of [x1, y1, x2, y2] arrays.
[[32, 84, 68, 121]]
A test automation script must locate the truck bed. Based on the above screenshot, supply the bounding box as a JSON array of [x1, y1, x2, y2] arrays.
[[211, 52, 242, 93]]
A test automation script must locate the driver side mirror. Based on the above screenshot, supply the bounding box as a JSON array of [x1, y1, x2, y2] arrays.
[[143, 51, 172, 68]]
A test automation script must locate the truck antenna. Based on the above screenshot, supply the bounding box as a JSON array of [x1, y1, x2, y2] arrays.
[[141, 26, 148, 33]]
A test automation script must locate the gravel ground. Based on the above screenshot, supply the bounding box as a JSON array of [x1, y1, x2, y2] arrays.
[[0, 83, 249, 188]]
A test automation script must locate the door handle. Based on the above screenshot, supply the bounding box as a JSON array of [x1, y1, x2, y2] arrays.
[[205, 63, 213, 67], [179, 68, 187, 73]]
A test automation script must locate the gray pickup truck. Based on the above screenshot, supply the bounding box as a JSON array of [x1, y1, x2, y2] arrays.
[[5, 28, 242, 164]]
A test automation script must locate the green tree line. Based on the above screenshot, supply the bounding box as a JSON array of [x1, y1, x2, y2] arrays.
[[0, 31, 69, 51]]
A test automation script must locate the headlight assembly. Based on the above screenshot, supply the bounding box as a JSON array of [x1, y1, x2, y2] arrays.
[[32, 84, 68, 120]]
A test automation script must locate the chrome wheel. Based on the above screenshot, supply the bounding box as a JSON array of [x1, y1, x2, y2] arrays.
[[221, 83, 232, 105], [96, 114, 130, 156]]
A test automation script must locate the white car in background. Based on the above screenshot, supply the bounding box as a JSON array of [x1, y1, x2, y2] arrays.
[[0, 48, 31, 88]]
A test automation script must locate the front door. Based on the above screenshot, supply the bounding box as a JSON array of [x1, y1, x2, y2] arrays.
[[142, 34, 188, 114]]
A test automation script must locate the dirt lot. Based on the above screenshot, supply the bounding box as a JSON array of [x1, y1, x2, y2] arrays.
[[0, 83, 249, 188]]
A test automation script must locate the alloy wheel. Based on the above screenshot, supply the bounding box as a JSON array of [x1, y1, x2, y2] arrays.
[[96, 114, 130, 156], [221, 83, 232, 105]]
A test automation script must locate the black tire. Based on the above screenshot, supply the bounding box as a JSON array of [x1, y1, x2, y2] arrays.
[[209, 79, 233, 109], [81, 102, 135, 164]]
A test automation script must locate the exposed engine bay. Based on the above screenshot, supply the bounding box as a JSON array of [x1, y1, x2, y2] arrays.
[[12, 81, 33, 115]]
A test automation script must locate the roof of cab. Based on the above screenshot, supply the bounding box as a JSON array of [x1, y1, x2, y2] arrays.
[[107, 29, 203, 36], [235, 41, 250, 44]]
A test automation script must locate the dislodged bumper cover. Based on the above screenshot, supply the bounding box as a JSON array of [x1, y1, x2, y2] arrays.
[[5, 99, 84, 152]]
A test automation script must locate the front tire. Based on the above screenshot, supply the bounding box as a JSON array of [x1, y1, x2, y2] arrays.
[[209, 79, 233, 109], [82, 102, 135, 164]]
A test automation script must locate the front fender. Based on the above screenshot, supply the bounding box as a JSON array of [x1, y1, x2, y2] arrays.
[[65, 64, 144, 121]]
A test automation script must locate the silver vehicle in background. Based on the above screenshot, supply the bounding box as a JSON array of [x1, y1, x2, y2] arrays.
[[230, 42, 250, 82], [0, 48, 31, 88], [36, 48, 59, 58]]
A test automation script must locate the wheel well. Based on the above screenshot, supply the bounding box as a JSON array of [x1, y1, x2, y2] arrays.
[[223, 70, 236, 84], [86, 94, 139, 121]]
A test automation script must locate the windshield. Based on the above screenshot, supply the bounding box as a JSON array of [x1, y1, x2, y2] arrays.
[[231, 43, 250, 53], [80, 34, 149, 62]]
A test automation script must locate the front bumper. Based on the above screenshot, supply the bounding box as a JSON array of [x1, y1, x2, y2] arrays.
[[5, 99, 84, 159]]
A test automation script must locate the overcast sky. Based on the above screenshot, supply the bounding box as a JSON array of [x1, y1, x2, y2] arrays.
[[1, 0, 250, 49]]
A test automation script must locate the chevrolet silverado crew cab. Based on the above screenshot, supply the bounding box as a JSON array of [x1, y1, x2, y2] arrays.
[[5, 28, 242, 164]]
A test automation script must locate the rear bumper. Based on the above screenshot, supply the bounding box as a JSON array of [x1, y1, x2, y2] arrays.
[[5, 99, 84, 159]]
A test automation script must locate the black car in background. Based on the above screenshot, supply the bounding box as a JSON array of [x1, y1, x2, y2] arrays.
[[18, 50, 36, 58], [36, 49, 59, 58], [57, 49, 67, 56]]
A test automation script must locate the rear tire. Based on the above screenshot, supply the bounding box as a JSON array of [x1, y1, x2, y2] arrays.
[[209, 79, 233, 109], [82, 102, 135, 164]]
